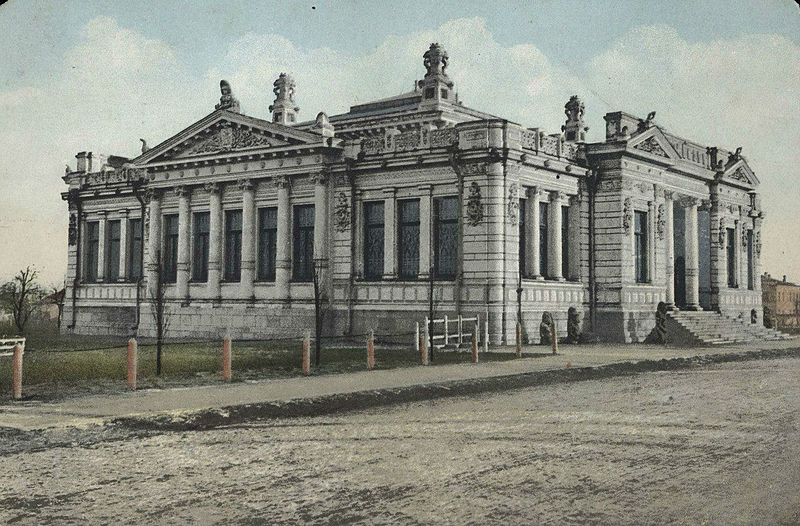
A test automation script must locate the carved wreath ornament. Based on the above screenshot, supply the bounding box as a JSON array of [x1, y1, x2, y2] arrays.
[[622, 198, 633, 233], [334, 192, 350, 232], [466, 182, 483, 226], [507, 184, 519, 226]]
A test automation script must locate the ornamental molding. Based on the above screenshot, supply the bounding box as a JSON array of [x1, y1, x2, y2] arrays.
[[718, 217, 726, 245], [203, 182, 220, 194], [657, 203, 665, 240], [310, 170, 329, 186], [461, 162, 487, 176], [633, 136, 669, 158], [334, 192, 350, 232], [68, 214, 77, 246], [729, 166, 749, 183], [237, 179, 253, 192], [274, 175, 290, 189], [466, 182, 483, 227]]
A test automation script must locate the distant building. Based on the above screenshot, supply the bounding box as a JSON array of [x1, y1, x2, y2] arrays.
[[61, 43, 767, 343], [762, 274, 800, 330]]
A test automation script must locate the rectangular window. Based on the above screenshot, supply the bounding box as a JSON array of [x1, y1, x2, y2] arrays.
[[434, 196, 458, 280], [634, 210, 648, 283], [539, 202, 549, 278], [106, 220, 121, 281], [398, 199, 420, 280], [224, 209, 242, 282], [293, 205, 315, 282], [86, 221, 99, 282], [163, 215, 179, 282], [561, 205, 570, 279], [518, 199, 527, 277], [727, 228, 737, 288], [128, 218, 143, 281], [257, 208, 277, 281], [747, 230, 754, 290], [192, 212, 210, 282], [363, 201, 385, 281]]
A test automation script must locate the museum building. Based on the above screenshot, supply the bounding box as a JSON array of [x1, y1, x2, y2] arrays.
[[62, 43, 769, 344]]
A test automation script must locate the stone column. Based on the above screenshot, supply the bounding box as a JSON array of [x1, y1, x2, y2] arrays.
[[147, 191, 162, 298], [664, 192, 675, 307], [275, 176, 291, 301], [647, 198, 656, 282], [96, 212, 106, 282], [313, 171, 329, 284], [119, 212, 129, 282], [240, 179, 255, 299], [548, 191, 565, 281], [383, 187, 397, 279], [737, 207, 746, 288], [753, 215, 763, 292], [176, 186, 191, 301], [206, 183, 222, 300], [526, 187, 539, 279], [569, 194, 581, 281], [684, 197, 701, 310], [418, 184, 433, 279]]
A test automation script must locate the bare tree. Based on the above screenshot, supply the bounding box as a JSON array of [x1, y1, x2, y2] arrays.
[[0, 266, 46, 334], [311, 260, 332, 367], [149, 249, 170, 375]]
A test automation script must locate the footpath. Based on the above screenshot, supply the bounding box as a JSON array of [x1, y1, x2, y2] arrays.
[[1, 339, 799, 433]]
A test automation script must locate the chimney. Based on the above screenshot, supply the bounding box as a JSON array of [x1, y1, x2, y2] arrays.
[[75, 152, 88, 172]]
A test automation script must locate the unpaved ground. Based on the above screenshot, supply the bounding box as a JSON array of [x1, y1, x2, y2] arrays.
[[2, 358, 799, 526]]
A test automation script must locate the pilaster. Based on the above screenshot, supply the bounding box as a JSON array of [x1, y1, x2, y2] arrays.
[[176, 186, 191, 301], [383, 187, 397, 279], [206, 183, 222, 301], [240, 179, 255, 299]]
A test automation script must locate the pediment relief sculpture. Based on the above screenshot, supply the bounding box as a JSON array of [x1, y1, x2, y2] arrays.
[[633, 136, 668, 158], [162, 123, 278, 160]]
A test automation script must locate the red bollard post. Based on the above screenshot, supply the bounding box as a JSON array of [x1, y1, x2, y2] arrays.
[[420, 324, 429, 366], [302, 331, 311, 376], [471, 323, 479, 364], [126, 338, 137, 391], [12, 343, 23, 400], [222, 337, 232, 382], [367, 330, 375, 370], [516, 322, 522, 358]]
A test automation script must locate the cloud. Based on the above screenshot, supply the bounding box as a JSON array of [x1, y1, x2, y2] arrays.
[[1, 16, 798, 285], [585, 24, 800, 281]]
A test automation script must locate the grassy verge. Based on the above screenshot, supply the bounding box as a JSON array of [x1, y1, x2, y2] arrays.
[[0, 338, 519, 401]]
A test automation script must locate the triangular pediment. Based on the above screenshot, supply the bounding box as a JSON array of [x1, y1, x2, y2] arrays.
[[627, 127, 680, 161], [720, 158, 759, 187], [132, 110, 323, 165]]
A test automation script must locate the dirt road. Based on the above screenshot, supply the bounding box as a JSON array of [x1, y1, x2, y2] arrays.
[[2, 358, 798, 525]]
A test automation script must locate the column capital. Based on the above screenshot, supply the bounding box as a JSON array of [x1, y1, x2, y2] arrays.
[[699, 199, 712, 212], [569, 194, 582, 206], [204, 182, 221, 194], [274, 175, 290, 189], [145, 188, 161, 202], [653, 184, 665, 200], [310, 170, 329, 186], [237, 178, 254, 192], [663, 190, 674, 201], [550, 190, 566, 203], [175, 185, 190, 198], [678, 195, 699, 208]]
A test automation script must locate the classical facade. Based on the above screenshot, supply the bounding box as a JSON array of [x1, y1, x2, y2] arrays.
[[62, 44, 766, 343]]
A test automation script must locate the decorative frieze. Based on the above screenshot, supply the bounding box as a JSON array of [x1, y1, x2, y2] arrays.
[[633, 136, 668, 158], [461, 162, 487, 176]]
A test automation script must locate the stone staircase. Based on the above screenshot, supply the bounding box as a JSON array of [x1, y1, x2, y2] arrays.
[[666, 310, 794, 346]]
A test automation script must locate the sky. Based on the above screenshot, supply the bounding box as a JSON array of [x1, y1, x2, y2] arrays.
[[1, 0, 799, 287]]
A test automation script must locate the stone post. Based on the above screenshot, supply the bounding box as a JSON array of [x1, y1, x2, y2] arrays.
[[383, 187, 397, 279], [526, 187, 539, 279], [176, 186, 191, 301], [684, 197, 701, 310], [548, 191, 565, 281], [418, 184, 433, 279], [275, 176, 291, 301], [240, 179, 255, 299], [96, 212, 106, 282], [146, 191, 162, 298], [206, 183, 222, 300], [664, 191, 675, 307]]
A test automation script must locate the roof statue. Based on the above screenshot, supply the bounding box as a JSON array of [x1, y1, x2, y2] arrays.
[[563, 95, 588, 142], [215, 79, 241, 113], [269, 73, 299, 125]]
